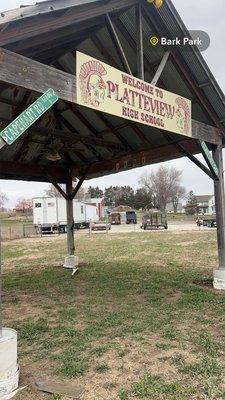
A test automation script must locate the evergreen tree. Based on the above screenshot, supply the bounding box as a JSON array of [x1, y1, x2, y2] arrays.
[[87, 186, 103, 198], [185, 191, 198, 215]]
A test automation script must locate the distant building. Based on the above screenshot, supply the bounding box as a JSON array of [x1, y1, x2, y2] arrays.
[[165, 202, 183, 213], [14, 199, 33, 216], [85, 198, 104, 218], [195, 195, 215, 214]]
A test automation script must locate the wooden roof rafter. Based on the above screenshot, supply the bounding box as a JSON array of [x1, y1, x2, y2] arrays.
[[143, 3, 225, 135]]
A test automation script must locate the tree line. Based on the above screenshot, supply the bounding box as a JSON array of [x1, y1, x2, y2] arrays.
[[0, 166, 202, 214], [45, 165, 186, 212]]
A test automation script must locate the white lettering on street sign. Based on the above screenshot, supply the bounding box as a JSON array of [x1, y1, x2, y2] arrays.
[[0, 88, 59, 145]]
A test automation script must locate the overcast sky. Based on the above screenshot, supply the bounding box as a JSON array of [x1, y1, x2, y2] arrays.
[[0, 0, 225, 207]]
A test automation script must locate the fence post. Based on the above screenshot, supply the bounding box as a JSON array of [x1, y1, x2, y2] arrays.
[[89, 222, 92, 237], [0, 224, 2, 338]]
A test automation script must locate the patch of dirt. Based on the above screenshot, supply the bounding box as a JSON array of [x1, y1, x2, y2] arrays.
[[68, 336, 196, 400], [164, 289, 183, 304], [193, 278, 213, 288], [10, 331, 197, 400]]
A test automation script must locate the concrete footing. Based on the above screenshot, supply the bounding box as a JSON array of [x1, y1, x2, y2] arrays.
[[213, 268, 225, 290], [0, 328, 19, 398], [63, 255, 79, 275]]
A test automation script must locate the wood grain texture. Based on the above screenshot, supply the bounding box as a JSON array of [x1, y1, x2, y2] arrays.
[[0, 48, 76, 103]]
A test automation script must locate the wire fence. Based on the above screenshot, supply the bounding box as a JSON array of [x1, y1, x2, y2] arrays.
[[0, 224, 40, 241]]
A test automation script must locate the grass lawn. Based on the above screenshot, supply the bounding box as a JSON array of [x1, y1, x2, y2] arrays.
[[0, 218, 32, 227], [2, 230, 225, 400]]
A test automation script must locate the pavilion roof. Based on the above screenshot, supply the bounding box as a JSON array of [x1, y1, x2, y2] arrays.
[[0, 0, 224, 182]]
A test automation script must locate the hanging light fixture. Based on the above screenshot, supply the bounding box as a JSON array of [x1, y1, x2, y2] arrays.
[[44, 138, 63, 161], [45, 151, 62, 161]]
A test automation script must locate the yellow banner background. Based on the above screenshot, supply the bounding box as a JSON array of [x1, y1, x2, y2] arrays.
[[76, 51, 192, 138]]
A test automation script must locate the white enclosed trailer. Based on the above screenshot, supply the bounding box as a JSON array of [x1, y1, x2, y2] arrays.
[[33, 197, 99, 233]]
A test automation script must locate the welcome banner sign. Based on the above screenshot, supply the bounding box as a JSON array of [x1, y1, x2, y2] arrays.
[[76, 51, 192, 137]]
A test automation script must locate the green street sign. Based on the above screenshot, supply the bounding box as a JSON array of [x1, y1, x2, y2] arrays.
[[0, 88, 59, 145], [200, 140, 219, 175]]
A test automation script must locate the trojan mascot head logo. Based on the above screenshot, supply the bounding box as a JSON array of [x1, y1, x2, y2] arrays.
[[79, 60, 107, 108], [175, 97, 190, 135]]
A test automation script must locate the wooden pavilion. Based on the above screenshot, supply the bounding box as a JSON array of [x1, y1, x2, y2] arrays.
[[0, 0, 225, 283]]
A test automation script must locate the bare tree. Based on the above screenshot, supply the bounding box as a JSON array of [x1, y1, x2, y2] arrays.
[[0, 192, 8, 210], [171, 186, 186, 213], [44, 184, 88, 200], [75, 186, 89, 201], [138, 174, 156, 208], [139, 166, 185, 211], [44, 184, 65, 198]]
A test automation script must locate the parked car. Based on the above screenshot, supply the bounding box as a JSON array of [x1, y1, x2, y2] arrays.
[[196, 216, 216, 228], [91, 222, 111, 231]]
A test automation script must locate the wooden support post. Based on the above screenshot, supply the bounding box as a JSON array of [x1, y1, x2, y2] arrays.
[[212, 144, 225, 269], [66, 178, 75, 256]]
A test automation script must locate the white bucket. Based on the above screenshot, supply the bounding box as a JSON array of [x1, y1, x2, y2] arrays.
[[0, 328, 19, 398], [213, 268, 225, 290], [63, 255, 79, 269], [0, 368, 19, 398]]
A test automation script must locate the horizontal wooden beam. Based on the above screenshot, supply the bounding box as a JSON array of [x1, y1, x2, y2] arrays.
[[72, 138, 200, 180], [0, 117, 126, 151], [0, 160, 70, 182], [0, 0, 139, 48], [191, 120, 222, 145], [0, 47, 75, 103], [0, 48, 221, 147]]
